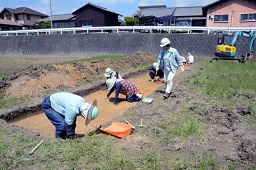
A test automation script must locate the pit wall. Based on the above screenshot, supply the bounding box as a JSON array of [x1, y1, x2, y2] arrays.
[[0, 33, 254, 57]]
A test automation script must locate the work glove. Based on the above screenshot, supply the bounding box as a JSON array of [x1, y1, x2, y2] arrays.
[[180, 66, 184, 72]]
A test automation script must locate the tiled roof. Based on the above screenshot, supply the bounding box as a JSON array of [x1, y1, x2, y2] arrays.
[[140, 8, 176, 18], [173, 7, 203, 17], [73, 2, 121, 16], [37, 14, 75, 22], [140, 6, 203, 18], [1, 7, 48, 17], [0, 19, 22, 26], [203, 0, 221, 7]]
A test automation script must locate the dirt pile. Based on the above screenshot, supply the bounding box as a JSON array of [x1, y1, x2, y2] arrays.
[[0, 53, 155, 100]]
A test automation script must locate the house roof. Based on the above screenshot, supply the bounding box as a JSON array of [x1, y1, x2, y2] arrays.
[[173, 7, 203, 17], [37, 14, 75, 22], [0, 19, 22, 26], [140, 8, 176, 18], [203, 0, 256, 8], [1, 7, 48, 17], [140, 6, 203, 18], [138, 5, 167, 10], [203, 0, 222, 7], [72, 2, 121, 16]]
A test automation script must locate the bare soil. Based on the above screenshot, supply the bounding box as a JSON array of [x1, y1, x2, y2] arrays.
[[0, 53, 255, 169]]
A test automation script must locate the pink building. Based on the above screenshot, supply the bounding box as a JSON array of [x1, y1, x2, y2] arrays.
[[206, 0, 256, 27]]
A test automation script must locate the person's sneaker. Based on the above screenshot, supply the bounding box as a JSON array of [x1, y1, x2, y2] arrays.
[[151, 79, 156, 82], [137, 93, 143, 99], [163, 92, 170, 99]]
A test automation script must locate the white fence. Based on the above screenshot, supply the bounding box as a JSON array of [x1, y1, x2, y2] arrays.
[[0, 26, 255, 36]]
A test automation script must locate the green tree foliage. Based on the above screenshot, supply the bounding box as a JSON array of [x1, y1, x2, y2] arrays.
[[42, 21, 51, 29], [120, 16, 139, 26]]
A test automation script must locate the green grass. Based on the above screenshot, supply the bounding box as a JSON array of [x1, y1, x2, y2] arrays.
[[195, 59, 256, 97], [58, 54, 128, 65], [1, 57, 256, 169], [0, 96, 25, 109]]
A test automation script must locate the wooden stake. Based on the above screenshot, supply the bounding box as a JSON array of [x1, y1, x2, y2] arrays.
[[139, 119, 145, 127], [29, 140, 43, 155]]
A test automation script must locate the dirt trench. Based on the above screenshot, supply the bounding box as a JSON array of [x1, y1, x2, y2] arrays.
[[11, 71, 180, 138]]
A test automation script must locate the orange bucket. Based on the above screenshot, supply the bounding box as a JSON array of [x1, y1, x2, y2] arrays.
[[100, 122, 132, 138]]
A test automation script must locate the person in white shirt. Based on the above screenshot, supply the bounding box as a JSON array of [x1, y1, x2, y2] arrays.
[[187, 53, 194, 64], [156, 38, 184, 99]]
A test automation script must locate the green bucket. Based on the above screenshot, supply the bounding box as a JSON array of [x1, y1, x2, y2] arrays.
[[142, 98, 153, 104]]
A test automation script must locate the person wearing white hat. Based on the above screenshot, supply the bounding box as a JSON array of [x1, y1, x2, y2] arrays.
[[156, 37, 184, 99], [41, 92, 99, 139], [187, 52, 194, 64], [105, 77, 142, 105]]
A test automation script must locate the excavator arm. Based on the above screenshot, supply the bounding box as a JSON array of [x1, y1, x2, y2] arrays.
[[230, 31, 252, 46], [248, 33, 256, 56]]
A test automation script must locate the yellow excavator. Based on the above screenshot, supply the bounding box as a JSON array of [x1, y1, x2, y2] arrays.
[[213, 31, 256, 62]]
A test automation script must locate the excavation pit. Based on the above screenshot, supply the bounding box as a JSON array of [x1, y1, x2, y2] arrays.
[[9, 71, 175, 138]]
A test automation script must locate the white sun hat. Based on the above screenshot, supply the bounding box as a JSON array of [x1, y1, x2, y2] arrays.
[[80, 99, 99, 126], [105, 77, 117, 90], [160, 38, 170, 47]]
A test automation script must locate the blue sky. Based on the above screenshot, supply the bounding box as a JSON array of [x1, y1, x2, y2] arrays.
[[0, 0, 216, 18]]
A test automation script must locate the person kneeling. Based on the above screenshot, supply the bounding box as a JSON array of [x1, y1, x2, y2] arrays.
[[105, 77, 142, 105]]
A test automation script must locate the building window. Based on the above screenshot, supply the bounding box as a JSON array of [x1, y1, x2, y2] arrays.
[[241, 13, 256, 22], [81, 20, 92, 27], [16, 14, 21, 20], [6, 11, 11, 20], [214, 15, 228, 22], [27, 14, 31, 20]]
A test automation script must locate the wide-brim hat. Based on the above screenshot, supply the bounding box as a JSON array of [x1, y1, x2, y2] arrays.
[[108, 77, 116, 90], [104, 68, 113, 77], [81, 99, 98, 126]]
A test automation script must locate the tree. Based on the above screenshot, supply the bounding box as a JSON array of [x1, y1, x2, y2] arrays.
[[121, 16, 138, 26], [133, 10, 143, 20], [42, 21, 51, 29]]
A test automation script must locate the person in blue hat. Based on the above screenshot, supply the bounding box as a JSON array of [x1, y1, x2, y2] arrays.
[[41, 92, 99, 139]]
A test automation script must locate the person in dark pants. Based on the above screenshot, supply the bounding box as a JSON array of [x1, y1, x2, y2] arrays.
[[105, 77, 142, 105], [149, 62, 164, 82], [41, 92, 99, 139]]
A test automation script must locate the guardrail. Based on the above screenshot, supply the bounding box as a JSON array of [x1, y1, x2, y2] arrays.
[[0, 26, 255, 36]]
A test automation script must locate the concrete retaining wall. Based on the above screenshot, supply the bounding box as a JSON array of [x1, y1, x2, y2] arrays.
[[0, 33, 254, 58]]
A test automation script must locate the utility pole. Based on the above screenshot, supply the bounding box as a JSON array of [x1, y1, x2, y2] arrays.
[[50, 0, 53, 29]]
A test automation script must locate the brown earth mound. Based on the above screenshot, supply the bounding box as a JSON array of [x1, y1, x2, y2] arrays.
[[0, 53, 155, 100]]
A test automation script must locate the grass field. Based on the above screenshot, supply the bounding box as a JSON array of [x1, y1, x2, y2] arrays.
[[0, 57, 255, 169]]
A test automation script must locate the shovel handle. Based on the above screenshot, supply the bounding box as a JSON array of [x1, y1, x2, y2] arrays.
[[124, 119, 135, 130], [29, 140, 43, 155]]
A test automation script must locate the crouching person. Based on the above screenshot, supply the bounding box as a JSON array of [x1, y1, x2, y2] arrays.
[[41, 92, 99, 139], [106, 77, 142, 105], [149, 62, 164, 82]]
